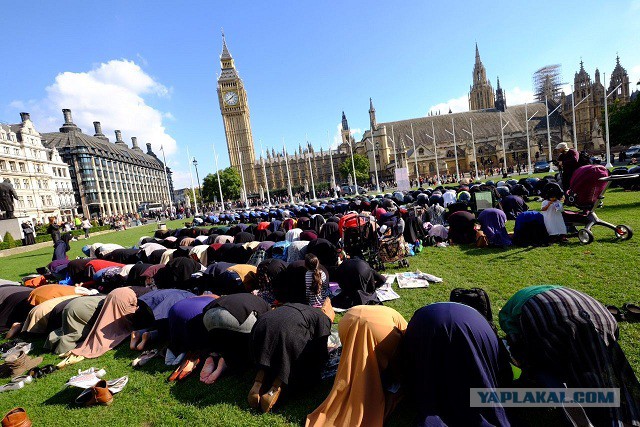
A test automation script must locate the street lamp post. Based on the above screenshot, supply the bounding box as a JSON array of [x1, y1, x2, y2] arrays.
[[444, 117, 460, 179], [306, 146, 317, 201], [571, 84, 591, 151], [461, 118, 479, 181], [186, 147, 199, 216], [424, 121, 440, 185], [603, 72, 623, 169], [544, 95, 562, 170], [524, 103, 540, 175], [499, 112, 510, 173], [408, 123, 419, 181], [192, 157, 203, 204]]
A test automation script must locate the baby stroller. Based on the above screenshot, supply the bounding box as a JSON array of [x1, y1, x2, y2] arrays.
[[563, 164, 636, 244], [377, 234, 409, 270], [339, 213, 378, 262]]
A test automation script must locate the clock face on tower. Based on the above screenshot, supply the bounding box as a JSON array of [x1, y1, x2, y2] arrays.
[[224, 91, 239, 106]]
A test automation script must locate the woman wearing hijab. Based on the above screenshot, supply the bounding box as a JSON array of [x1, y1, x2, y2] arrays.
[[52, 232, 72, 262], [254, 259, 288, 306], [165, 294, 217, 381], [500, 286, 640, 427], [210, 264, 256, 295], [307, 305, 407, 427], [200, 293, 271, 384], [285, 228, 303, 243], [512, 211, 549, 246], [331, 258, 383, 310], [402, 303, 513, 427], [58, 287, 145, 366], [499, 194, 529, 220], [21, 294, 80, 334], [249, 303, 333, 413], [155, 257, 203, 289], [477, 208, 512, 248], [130, 288, 195, 351], [318, 222, 340, 247], [447, 211, 478, 245], [44, 294, 106, 356], [306, 238, 339, 267]]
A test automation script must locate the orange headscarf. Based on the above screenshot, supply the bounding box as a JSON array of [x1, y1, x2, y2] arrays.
[[306, 305, 407, 427]]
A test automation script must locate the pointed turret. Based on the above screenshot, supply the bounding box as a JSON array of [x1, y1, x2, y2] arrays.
[[469, 43, 495, 110], [495, 76, 507, 111], [341, 111, 349, 131], [609, 55, 630, 103], [369, 98, 377, 131], [218, 30, 238, 81]]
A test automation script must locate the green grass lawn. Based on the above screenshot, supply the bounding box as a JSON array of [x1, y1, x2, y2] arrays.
[[1, 189, 639, 426]]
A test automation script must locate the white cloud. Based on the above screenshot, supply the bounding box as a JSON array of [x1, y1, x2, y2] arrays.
[[427, 94, 469, 115], [506, 86, 535, 105], [12, 59, 177, 157]]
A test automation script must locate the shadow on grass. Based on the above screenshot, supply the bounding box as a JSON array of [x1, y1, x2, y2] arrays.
[[42, 385, 79, 407]]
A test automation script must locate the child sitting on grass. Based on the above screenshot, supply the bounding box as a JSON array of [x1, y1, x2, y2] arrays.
[[540, 184, 567, 243]]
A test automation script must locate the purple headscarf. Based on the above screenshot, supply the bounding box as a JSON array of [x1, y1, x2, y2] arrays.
[[478, 208, 512, 247]]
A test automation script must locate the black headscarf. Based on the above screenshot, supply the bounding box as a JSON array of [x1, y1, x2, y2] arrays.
[[318, 222, 340, 246], [234, 231, 255, 244], [331, 258, 383, 309], [500, 195, 529, 220], [306, 238, 338, 267], [447, 211, 477, 245], [156, 257, 201, 289]]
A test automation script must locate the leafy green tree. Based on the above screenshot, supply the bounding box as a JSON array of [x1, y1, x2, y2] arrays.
[[338, 154, 369, 183], [608, 97, 640, 147], [202, 167, 242, 202]]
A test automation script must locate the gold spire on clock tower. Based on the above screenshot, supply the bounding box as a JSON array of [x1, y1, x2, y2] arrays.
[[217, 32, 257, 192]]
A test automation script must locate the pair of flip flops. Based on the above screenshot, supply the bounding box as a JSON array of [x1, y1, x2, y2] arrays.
[[606, 303, 640, 321], [168, 352, 201, 382]]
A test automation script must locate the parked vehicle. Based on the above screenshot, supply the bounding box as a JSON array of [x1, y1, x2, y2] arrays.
[[625, 146, 640, 158], [341, 185, 367, 195], [533, 161, 551, 173]]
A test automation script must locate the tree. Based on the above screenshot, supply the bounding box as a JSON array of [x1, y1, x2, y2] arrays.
[[202, 167, 242, 202], [338, 154, 369, 184], [608, 96, 640, 147]]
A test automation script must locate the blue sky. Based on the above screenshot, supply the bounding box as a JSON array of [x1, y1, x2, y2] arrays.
[[2, 0, 639, 187]]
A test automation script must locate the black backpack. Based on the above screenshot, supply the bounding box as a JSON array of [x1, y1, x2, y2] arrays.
[[578, 151, 592, 166], [450, 288, 493, 323]]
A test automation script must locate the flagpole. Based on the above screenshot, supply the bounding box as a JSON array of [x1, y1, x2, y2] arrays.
[[306, 137, 316, 201], [160, 145, 173, 218], [283, 138, 294, 202], [327, 131, 337, 193], [259, 139, 271, 207], [348, 130, 358, 193], [186, 147, 199, 216], [212, 145, 225, 212], [238, 148, 249, 209]]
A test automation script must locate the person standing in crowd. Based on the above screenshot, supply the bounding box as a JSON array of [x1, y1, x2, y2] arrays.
[[47, 217, 61, 244], [540, 185, 567, 243], [81, 217, 92, 239], [21, 221, 36, 245], [555, 142, 579, 190], [74, 215, 82, 230]]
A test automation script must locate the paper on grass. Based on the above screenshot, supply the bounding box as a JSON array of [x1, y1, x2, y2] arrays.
[[376, 274, 400, 301], [396, 270, 443, 289]]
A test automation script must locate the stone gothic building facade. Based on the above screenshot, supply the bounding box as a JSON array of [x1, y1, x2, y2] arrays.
[[218, 37, 631, 190]]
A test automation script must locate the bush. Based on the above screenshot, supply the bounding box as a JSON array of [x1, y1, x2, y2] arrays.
[[0, 232, 21, 250]]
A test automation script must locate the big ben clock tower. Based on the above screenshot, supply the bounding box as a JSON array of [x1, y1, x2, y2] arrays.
[[217, 32, 257, 192]]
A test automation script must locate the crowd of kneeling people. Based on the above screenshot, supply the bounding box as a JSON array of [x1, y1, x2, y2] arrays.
[[1, 187, 639, 426]]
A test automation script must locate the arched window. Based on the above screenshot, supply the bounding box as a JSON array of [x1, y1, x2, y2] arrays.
[[429, 162, 435, 172], [446, 150, 454, 158], [418, 148, 424, 156]]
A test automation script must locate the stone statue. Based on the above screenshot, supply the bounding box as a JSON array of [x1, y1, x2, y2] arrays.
[[0, 179, 19, 220]]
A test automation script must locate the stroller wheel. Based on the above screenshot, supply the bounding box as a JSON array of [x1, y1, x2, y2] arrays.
[[578, 229, 594, 244], [615, 225, 633, 241]]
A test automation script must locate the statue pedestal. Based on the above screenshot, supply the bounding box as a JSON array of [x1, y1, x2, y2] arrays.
[[0, 217, 28, 242]]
